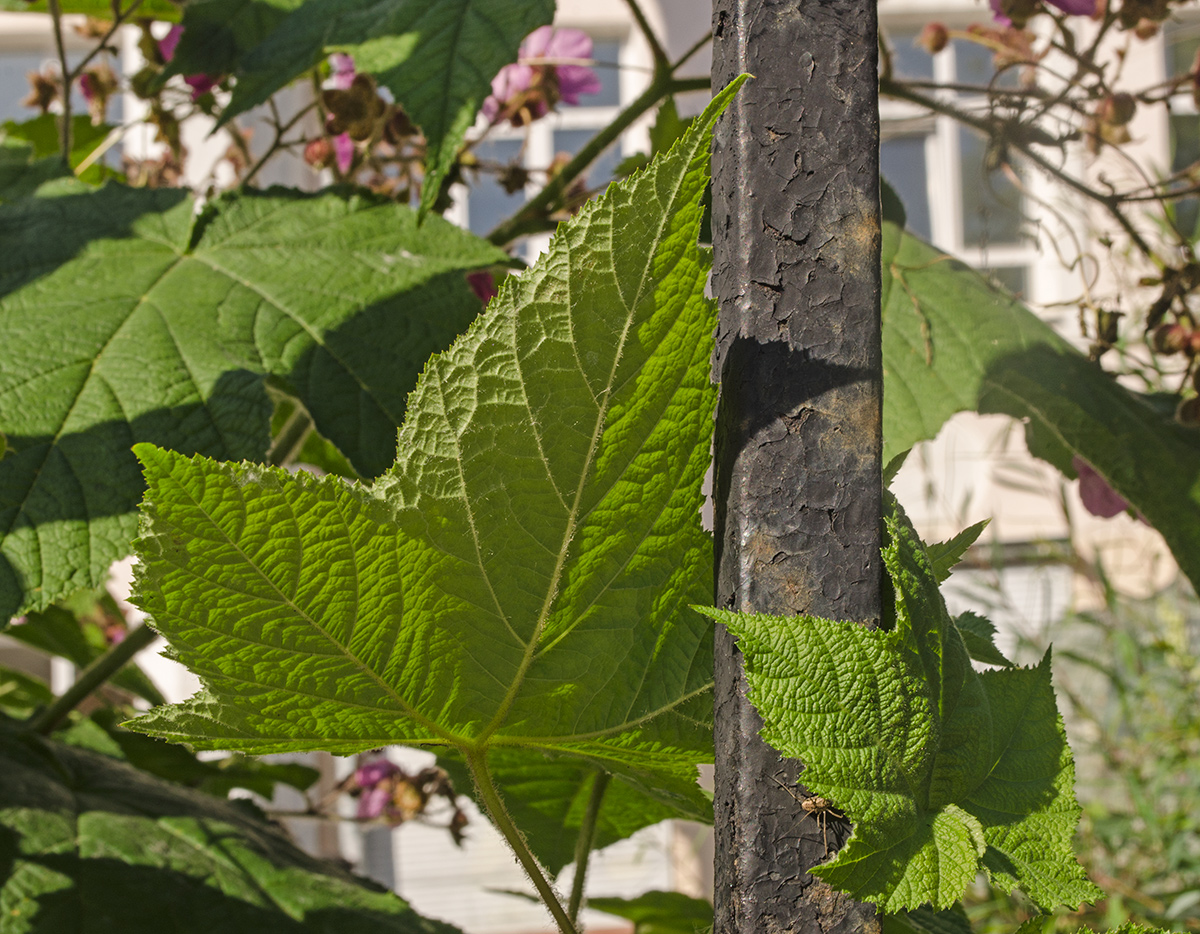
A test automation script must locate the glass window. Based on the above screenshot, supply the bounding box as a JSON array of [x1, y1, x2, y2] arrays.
[[466, 138, 524, 236], [959, 127, 1024, 246], [0, 52, 97, 126], [886, 31, 935, 82], [1169, 113, 1200, 239], [881, 134, 931, 240], [1166, 21, 1200, 79], [987, 266, 1027, 296], [553, 127, 621, 191], [588, 39, 622, 108], [953, 38, 1019, 89]]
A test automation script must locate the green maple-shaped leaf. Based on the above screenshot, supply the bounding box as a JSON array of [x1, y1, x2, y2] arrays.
[[0, 185, 505, 618], [128, 81, 746, 812], [0, 723, 456, 933], [699, 498, 1100, 912], [211, 0, 554, 216]]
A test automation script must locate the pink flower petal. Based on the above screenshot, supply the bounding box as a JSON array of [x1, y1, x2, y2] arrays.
[[557, 64, 603, 104], [1073, 456, 1130, 519], [159, 25, 184, 62], [467, 271, 497, 305], [334, 133, 354, 174], [79, 73, 95, 104], [330, 53, 356, 90], [184, 74, 218, 100], [357, 786, 391, 820], [519, 25, 557, 59], [1046, 0, 1095, 14], [355, 759, 400, 787]]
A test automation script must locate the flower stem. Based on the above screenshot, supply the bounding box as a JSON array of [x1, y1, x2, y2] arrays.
[[485, 74, 709, 247], [567, 770, 610, 924], [28, 623, 158, 735], [466, 748, 578, 934], [46, 0, 72, 165]]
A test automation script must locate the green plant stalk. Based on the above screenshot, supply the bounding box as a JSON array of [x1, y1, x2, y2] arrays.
[[46, 0, 73, 165], [466, 748, 578, 934], [267, 405, 315, 467], [28, 623, 158, 734], [486, 74, 709, 246], [567, 770, 610, 923]]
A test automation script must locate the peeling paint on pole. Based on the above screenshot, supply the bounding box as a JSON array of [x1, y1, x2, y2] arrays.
[[710, 0, 883, 932]]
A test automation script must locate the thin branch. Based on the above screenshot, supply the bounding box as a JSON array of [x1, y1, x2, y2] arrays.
[[620, 0, 669, 71], [486, 75, 709, 246], [567, 771, 610, 923], [242, 99, 319, 187], [65, 0, 145, 82], [466, 748, 578, 934], [46, 0, 73, 165], [28, 623, 158, 735], [880, 76, 1155, 260], [675, 30, 713, 72]]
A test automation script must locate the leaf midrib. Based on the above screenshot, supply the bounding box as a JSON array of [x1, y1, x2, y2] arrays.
[[474, 147, 700, 745]]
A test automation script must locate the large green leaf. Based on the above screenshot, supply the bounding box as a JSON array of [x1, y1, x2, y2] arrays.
[[0, 140, 70, 204], [127, 81, 746, 812], [0, 0, 180, 18], [699, 499, 1100, 912], [160, 0, 305, 87], [881, 224, 1200, 591], [0, 722, 456, 933], [587, 891, 713, 934], [0, 184, 505, 618], [2, 115, 115, 187], [439, 751, 706, 875], [213, 0, 554, 215]]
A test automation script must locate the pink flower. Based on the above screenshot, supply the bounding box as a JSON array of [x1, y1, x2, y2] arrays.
[[355, 759, 401, 787], [158, 25, 184, 62], [467, 271, 498, 305], [333, 133, 355, 174], [357, 785, 392, 820], [990, 0, 1095, 24], [158, 25, 220, 101], [1073, 456, 1131, 519], [482, 27, 602, 124], [330, 53, 356, 91]]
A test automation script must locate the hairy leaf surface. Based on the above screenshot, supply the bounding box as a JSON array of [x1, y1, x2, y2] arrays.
[[0, 724, 455, 932], [881, 224, 1200, 591], [214, 0, 554, 215], [699, 500, 1100, 911], [0, 185, 504, 617], [129, 82, 745, 807]]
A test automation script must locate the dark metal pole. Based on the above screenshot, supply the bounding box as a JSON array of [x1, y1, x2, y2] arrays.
[[710, 0, 882, 931]]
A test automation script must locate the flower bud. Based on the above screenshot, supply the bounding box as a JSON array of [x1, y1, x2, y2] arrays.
[[1177, 396, 1200, 426], [917, 23, 950, 54], [1097, 92, 1136, 126], [1152, 323, 1188, 354]]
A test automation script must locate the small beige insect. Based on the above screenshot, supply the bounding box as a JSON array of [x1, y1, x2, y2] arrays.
[[770, 776, 845, 854]]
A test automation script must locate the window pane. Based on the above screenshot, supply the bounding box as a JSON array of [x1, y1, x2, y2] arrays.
[[885, 31, 934, 81], [553, 128, 621, 191], [466, 138, 524, 237], [959, 127, 1024, 246], [987, 266, 1027, 296], [881, 135, 931, 240], [953, 39, 1018, 88], [1165, 21, 1200, 79], [1170, 113, 1200, 238], [587, 39, 622, 108], [0, 52, 97, 125]]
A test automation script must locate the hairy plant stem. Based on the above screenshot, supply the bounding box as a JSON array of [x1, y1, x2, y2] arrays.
[[29, 623, 158, 735], [567, 770, 610, 924], [267, 405, 315, 466], [620, 0, 668, 71], [46, 0, 72, 165], [465, 748, 578, 934], [486, 73, 709, 247], [242, 97, 318, 187], [67, 0, 144, 85]]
